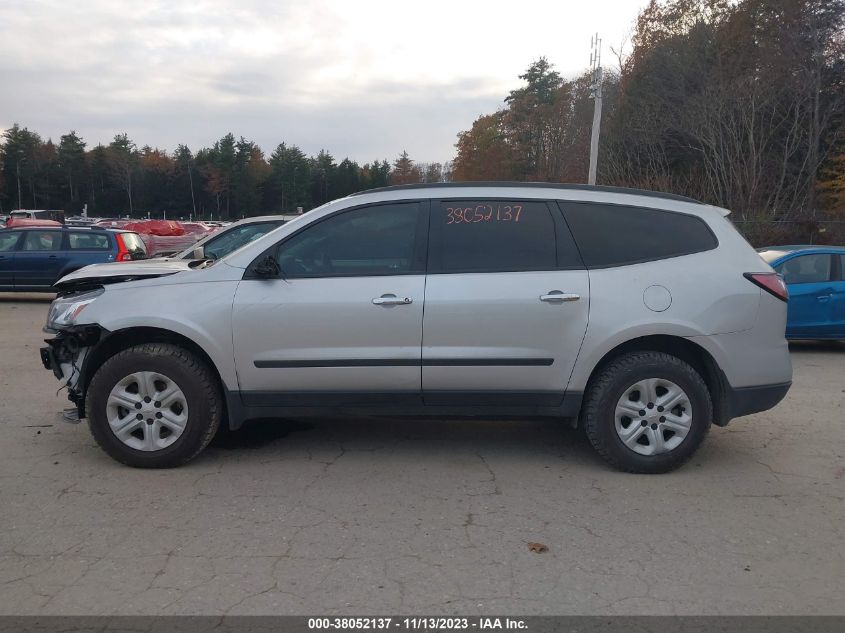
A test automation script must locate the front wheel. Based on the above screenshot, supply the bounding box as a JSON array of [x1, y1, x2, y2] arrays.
[[581, 351, 712, 474], [86, 343, 222, 468]]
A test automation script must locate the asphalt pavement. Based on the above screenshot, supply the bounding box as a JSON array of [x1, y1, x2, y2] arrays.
[[1, 293, 843, 615]]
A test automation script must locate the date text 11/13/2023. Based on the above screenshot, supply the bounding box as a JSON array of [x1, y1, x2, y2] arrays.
[[446, 204, 523, 225]]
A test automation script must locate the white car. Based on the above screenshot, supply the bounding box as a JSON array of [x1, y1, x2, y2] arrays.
[[41, 183, 792, 472], [167, 215, 294, 260]]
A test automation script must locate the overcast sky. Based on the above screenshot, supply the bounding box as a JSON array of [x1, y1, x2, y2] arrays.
[[0, 0, 645, 163]]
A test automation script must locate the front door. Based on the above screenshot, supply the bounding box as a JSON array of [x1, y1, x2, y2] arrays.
[[232, 201, 429, 405], [421, 199, 589, 405], [778, 253, 835, 338], [0, 231, 22, 288]]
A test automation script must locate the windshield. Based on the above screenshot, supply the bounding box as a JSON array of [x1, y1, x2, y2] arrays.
[[181, 221, 284, 260], [758, 249, 790, 264], [119, 232, 147, 259]]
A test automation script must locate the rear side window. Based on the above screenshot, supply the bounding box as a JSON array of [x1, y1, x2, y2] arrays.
[[21, 231, 62, 251], [562, 203, 718, 268], [429, 200, 574, 273], [68, 232, 110, 250], [776, 254, 833, 284]]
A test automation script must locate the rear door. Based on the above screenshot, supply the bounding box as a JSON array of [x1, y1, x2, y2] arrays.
[[777, 253, 835, 338], [66, 230, 116, 267], [421, 198, 589, 405], [0, 232, 22, 288], [13, 230, 67, 289]]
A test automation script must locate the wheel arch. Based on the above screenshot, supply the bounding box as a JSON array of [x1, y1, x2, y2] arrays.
[[580, 334, 730, 427], [78, 326, 227, 420]]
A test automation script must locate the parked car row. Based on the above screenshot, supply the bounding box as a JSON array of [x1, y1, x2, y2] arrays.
[[0, 226, 147, 291], [40, 183, 793, 473], [0, 215, 296, 290]]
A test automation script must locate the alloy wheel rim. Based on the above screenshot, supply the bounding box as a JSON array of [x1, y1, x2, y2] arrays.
[[614, 378, 692, 456], [106, 371, 189, 451]]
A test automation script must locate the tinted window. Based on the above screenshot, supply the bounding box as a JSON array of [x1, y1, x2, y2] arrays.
[[777, 254, 832, 284], [430, 200, 558, 273], [563, 203, 718, 268], [0, 232, 20, 252], [203, 221, 282, 259], [275, 203, 422, 277], [68, 232, 110, 250], [22, 231, 62, 251]]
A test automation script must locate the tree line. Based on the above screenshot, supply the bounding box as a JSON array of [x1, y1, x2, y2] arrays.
[[452, 0, 845, 223], [0, 127, 450, 219], [1, 0, 843, 228]]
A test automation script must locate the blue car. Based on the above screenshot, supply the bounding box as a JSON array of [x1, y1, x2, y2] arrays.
[[758, 245, 845, 340], [0, 226, 147, 292]]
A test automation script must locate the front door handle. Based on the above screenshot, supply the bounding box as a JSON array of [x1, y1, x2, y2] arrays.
[[817, 294, 832, 302], [540, 291, 580, 303], [373, 294, 413, 306]]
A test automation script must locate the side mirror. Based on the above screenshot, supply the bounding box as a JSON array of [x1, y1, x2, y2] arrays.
[[191, 245, 204, 260], [252, 255, 281, 278]]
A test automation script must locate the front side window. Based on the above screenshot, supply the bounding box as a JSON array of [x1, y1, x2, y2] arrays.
[[563, 203, 718, 268], [68, 232, 110, 250], [22, 231, 62, 251], [275, 203, 422, 277], [0, 232, 20, 252], [429, 200, 559, 273], [777, 254, 832, 285]]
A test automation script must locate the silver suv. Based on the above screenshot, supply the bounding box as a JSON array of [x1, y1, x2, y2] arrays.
[[41, 184, 792, 473]]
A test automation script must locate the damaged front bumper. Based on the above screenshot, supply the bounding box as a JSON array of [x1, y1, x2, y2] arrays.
[[41, 325, 105, 415]]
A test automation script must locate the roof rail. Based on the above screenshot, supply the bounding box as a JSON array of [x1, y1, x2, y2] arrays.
[[348, 182, 703, 204]]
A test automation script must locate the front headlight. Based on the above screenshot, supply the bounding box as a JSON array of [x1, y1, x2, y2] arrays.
[[46, 289, 104, 330]]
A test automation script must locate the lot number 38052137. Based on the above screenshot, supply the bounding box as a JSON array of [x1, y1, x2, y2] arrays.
[[446, 204, 523, 224]]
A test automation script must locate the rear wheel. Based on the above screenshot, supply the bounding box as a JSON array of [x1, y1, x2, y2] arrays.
[[86, 343, 221, 468], [581, 351, 712, 473]]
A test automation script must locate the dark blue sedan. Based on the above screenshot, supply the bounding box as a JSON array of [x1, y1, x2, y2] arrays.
[[0, 226, 147, 292], [758, 245, 845, 340]]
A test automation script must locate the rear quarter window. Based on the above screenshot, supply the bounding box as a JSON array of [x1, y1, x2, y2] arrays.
[[68, 232, 111, 250], [561, 202, 718, 268]]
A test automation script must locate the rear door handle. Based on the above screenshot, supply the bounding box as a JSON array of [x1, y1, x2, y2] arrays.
[[540, 291, 580, 303], [817, 294, 832, 302], [373, 294, 413, 306]]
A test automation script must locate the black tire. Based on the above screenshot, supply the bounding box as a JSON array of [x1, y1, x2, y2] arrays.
[[581, 351, 712, 474], [86, 343, 222, 468]]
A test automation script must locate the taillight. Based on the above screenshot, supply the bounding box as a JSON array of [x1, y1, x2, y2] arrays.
[[115, 234, 132, 261], [744, 272, 789, 302]]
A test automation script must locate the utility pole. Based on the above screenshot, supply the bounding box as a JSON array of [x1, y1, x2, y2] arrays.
[[588, 33, 603, 186], [16, 150, 24, 209]]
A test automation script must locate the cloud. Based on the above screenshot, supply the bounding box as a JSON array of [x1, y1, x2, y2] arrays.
[[0, 0, 642, 161]]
